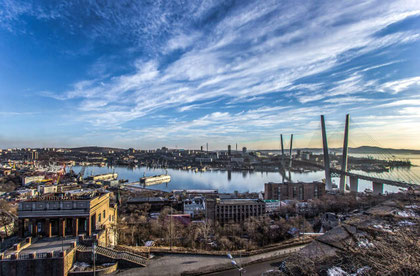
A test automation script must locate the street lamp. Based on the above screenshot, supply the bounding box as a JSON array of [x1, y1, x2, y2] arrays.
[[92, 242, 96, 276], [227, 253, 245, 275]]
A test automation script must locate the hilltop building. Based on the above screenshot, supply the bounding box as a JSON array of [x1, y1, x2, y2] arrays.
[[17, 191, 117, 245]]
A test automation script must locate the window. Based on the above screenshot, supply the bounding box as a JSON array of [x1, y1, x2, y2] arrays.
[[98, 213, 101, 222], [103, 210, 106, 219]]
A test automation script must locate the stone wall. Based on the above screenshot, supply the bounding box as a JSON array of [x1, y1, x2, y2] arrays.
[[64, 248, 76, 274]]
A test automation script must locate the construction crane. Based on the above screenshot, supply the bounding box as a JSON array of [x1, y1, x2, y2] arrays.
[[55, 163, 66, 184], [77, 166, 86, 183], [8, 161, 15, 170]]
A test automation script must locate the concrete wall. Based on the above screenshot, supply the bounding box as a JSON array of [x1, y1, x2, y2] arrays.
[[0, 248, 76, 276], [1, 257, 64, 276]]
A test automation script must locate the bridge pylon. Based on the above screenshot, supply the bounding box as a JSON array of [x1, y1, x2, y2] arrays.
[[280, 134, 285, 167], [339, 114, 350, 192], [321, 115, 332, 190], [289, 134, 293, 168]]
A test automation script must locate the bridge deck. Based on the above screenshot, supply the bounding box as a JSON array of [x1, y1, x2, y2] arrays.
[[329, 168, 415, 188], [295, 160, 417, 188]]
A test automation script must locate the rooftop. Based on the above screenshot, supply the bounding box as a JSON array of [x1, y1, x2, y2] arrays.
[[127, 197, 169, 203], [24, 191, 107, 201], [172, 189, 218, 194], [219, 198, 264, 205]]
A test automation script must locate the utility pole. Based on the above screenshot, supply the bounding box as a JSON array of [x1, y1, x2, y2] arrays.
[[170, 201, 173, 251], [93, 241, 96, 276]]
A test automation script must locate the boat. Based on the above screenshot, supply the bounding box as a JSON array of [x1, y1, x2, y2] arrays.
[[90, 173, 118, 181], [140, 174, 171, 186]]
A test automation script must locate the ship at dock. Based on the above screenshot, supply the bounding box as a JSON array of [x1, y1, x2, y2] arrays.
[[87, 173, 118, 181], [140, 174, 171, 186]]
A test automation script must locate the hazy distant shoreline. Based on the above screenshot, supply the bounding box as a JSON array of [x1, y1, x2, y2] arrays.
[[65, 146, 420, 155]]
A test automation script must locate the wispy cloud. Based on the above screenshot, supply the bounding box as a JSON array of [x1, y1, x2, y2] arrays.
[[1, 0, 420, 148], [378, 76, 420, 94]]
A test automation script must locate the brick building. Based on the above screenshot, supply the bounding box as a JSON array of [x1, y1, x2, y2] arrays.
[[264, 181, 325, 201]]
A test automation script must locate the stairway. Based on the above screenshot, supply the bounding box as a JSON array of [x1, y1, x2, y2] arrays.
[[77, 245, 147, 267]]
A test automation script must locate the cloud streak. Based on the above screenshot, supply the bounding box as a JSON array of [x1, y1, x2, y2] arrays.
[[1, 0, 420, 148]]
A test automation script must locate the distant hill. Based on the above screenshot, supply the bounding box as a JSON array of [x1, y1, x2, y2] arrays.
[[260, 146, 420, 155], [347, 146, 420, 155], [69, 146, 126, 153], [67, 146, 420, 155]]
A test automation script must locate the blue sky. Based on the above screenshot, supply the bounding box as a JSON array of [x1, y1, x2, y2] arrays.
[[1, 0, 420, 150]]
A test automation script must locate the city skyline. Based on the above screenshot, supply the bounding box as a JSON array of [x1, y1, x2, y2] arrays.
[[1, 1, 420, 150]]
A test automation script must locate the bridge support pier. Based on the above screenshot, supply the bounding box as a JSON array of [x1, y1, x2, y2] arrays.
[[373, 182, 383, 195], [350, 176, 358, 193]]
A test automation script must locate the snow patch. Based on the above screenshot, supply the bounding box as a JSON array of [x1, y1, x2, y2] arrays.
[[71, 262, 90, 271], [357, 239, 374, 248], [372, 224, 393, 232], [398, 220, 416, 226], [397, 210, 416, 217], [327, 266, 370, 276], [327, 267, 348, 276]]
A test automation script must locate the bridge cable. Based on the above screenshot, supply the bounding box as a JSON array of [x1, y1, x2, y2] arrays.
[[349, 118, 420, 184]]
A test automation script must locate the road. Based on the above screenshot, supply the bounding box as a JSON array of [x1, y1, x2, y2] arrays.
[[117, 244, 306, 276], [205, 257, 286, 276]]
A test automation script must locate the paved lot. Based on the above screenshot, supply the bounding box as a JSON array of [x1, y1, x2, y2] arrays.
[[116, 245, 305, 276], [116, 254, 231, 276], [20, 237, 76, 254]]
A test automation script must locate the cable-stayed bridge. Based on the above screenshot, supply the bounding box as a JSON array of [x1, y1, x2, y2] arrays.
[[279, 114, 419, 194]]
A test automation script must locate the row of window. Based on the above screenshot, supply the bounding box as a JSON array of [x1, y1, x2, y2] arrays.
[[98, 209, 109, 223]]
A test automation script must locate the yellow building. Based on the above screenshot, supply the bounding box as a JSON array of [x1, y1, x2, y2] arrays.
[[18, 191, 117, 245]]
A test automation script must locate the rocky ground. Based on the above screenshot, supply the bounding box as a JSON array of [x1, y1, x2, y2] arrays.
[[274, 191, 420, 275]]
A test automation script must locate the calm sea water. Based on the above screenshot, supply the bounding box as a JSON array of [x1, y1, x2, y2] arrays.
[[71, 154, 420, 194]]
